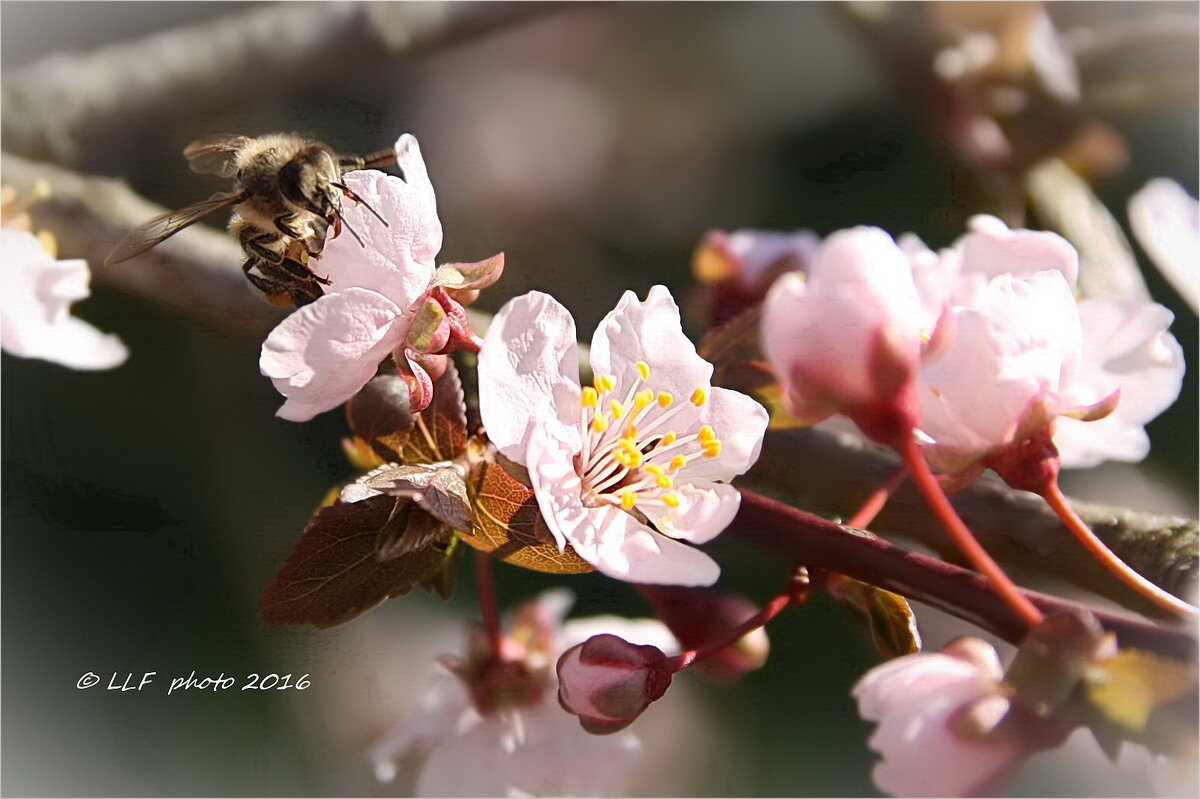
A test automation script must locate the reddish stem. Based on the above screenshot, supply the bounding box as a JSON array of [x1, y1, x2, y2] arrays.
[[668, 585, 801, 673], [730, 488, 1197, 660], [847, 464, 908, 529], [900, 437, 1044, 628], [1042, 480, 1198, 618], [474, 550, 503, 656]]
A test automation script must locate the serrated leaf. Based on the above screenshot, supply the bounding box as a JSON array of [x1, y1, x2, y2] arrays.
[[258, 495, 453, 629], [829, 575, 922, 659], [1086, 649, 1197, 732], [363, 463, 474, 532], [467, 459, 594, 574], [398, 363, 469, 465]]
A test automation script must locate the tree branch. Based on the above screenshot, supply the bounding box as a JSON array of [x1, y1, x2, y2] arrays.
[[733, 488, 1197, 661]]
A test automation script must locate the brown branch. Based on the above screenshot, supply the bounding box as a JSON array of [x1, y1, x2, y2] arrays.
[[1, 1, 584, 166], [744, 424, 1197, 617], [733, 488, 1197, 662]]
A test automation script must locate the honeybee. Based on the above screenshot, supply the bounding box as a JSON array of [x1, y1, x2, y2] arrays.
[[106, 133, 395, 306]]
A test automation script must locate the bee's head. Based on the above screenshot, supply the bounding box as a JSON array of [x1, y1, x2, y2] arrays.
[[278, 145, 341, 218]]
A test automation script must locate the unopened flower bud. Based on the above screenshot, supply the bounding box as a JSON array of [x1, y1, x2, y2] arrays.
[[556, 634, 674, 735]]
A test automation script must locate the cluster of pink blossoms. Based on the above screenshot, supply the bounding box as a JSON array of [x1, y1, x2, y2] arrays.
[[757, 214, 1185, 484]]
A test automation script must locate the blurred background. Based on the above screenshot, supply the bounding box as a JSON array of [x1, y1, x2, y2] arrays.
[[2, 2, 1196, 795]]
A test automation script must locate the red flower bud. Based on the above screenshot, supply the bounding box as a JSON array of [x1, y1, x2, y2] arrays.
[[556, 634, 674, 735]]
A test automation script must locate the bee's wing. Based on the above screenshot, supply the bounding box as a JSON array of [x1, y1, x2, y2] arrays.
[[104, 191, 243, 266], [183, 134, 251, 177], [338, 148, 397, 171]]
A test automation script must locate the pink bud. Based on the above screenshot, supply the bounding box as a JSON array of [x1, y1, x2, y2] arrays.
[[556, 634, 674, 735]]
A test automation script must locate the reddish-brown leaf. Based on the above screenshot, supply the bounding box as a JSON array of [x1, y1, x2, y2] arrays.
[[399, 362, 469, 465], [258, 495, 453, 629], [467, 459, 594, 574], [828, 575, 922, 659]]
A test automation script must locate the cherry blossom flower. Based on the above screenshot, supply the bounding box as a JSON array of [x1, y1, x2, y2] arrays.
[[1128, 178, 1199, 313], [853, 638, 1038, 797], [760, 226, 925, 445], [478, 286, 768, 586], [369, 590, 678, 797], [1, 228, 127, 370], [260, 134, 500, 421]]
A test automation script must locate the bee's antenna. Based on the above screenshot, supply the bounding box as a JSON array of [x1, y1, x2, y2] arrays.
[[331, 182, 390, 228]]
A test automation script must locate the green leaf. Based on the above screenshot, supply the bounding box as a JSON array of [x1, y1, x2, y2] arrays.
[[1086, 649, 1197, 732], [258, 495, 454, 629], [828, 575, 922, 658]]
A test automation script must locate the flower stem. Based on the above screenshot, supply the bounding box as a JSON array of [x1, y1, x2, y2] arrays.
[[901, 437, 1044, 629], [1042, 481, 1199, 618], [847, 464, 908, 529], [669, 577, 808, 672], [474, 550, 503, 655]]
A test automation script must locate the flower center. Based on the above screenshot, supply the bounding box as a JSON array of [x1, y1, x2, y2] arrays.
[[575, 361, 722, 529]]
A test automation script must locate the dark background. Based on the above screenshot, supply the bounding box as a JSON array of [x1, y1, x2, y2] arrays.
[[2, 2, 1196, 795]]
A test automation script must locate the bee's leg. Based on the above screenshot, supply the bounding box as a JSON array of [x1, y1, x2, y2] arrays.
[[238, 225, 285, 265], [242, 258, 295, 306], [273, 214, 303, 239]]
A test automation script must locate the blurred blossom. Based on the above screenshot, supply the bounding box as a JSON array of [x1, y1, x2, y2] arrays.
[[854, 637, 1056, 798], [369, 590, 679, 797], [478, 286, 767, 585], [1, 228, 127, 370], [1128, 178, 1200, 313]]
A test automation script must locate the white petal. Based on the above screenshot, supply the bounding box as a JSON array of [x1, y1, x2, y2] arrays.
[[580, 504, 721, 586], [1128, 178, 1199, 313], [590, 285, 713, 406], [478, 291, 582, 463], [681, 386, 768, 483], [0, 230, 127, 370], [260, 287, 405, 422], [662, 483, 741, 545], [319, 159, 439, 305]]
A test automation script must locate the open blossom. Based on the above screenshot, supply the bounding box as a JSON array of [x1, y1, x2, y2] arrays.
[[912, 216, 1180, 481], [260, 134, 500, 421], [478, 286, 768, 586], [854, 638, 1043, 797], [761, 226, 925, 445], [369, 591, 678, 797], [1128, 178, 1199, 313], [1, 228, 127, 370]]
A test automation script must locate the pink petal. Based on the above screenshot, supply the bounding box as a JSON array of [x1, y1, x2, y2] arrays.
[[1128, 178, 1199, 313], [318, 135, 441, 304], [956, 215, 1080, 291], [681, 386, 768, 484], [478, 291, 582, 463], [661, 483, 741, 545], [260, 287, 405, 422]]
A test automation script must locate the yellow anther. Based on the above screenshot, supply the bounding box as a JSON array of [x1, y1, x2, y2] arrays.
[[624, 425, 638, 439], [660, 431, 677, 446], [656, 474, 674, 489], [657, 391, 674, 408], [636, 361, 651, 380], [702, 440, 722, 458], [626, 450, 644, 468], [610, 399, 626, 420], [581, 387, 599, 407], [611, 447, 629, 466], [620, 491, 637, 510], [591, 413, 609, 433], [690, 387, 709, 407], [698, 425, 716, 443], [635, 389, 654, 410], [645, 464, 666, 478], [669, 455, 687, 472], [662, 492, 681, 508], [594, 374, 616, 393]]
